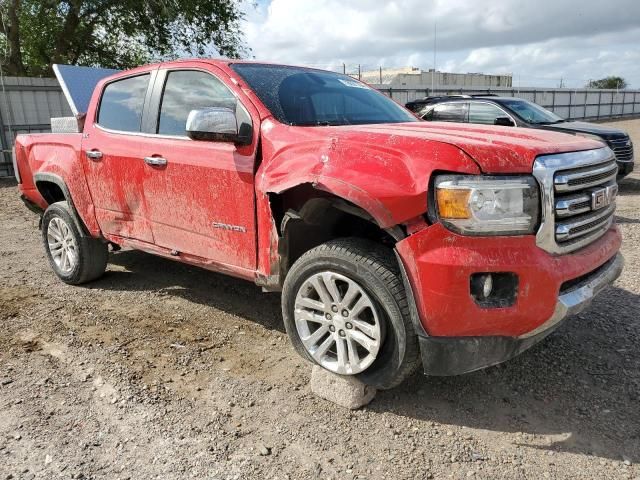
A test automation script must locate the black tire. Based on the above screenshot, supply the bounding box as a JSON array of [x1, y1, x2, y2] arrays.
[[41, 201, 108, 285], [282, 238, 421, 390]]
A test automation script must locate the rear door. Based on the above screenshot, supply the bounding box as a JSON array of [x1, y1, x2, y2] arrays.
[[129, 65, 259, 272], [81, 70, 156, 243]]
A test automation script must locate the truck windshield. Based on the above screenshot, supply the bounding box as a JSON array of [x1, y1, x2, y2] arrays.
[[230, 63, 417, 126], [500, 99, 565, 125]]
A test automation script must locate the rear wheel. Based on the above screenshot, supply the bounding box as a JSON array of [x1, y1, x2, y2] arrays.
[[42, 201, 108, 285], [282, 238, 420, 389]]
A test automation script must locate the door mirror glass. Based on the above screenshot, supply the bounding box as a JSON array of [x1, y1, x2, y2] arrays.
[[186, 107, 239, 142], [494, 116, 515, 127]]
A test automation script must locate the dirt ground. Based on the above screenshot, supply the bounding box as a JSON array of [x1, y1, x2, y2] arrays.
[[1, 120, 640, 480]]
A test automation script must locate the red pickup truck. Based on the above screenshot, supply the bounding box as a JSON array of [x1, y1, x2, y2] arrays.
[[13, 59, 623, 389]]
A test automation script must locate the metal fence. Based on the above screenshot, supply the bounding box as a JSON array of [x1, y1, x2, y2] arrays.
[[373, 85, 640, 121], [0, 76, 639, 178], [0, 76, 71, 177]]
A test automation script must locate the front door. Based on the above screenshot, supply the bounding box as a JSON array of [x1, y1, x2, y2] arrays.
[[133, 66, 258, 272], [81, 71, 155, 243]]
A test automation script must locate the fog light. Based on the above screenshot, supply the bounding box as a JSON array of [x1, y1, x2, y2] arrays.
[[470, 272, 518, 308]]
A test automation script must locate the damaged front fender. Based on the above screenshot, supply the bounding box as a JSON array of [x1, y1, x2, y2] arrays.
[[253, 119, 481, 286], [256, 119, 481, 228]]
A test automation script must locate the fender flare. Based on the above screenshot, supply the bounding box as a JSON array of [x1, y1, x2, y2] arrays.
[[33, 172, 90, 237]]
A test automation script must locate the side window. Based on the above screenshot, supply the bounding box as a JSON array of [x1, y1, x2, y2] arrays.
[[468, 103, 509, 125], [158, 70, 237, 136], [98, 74, 150, 132], [432, 103, 468, 122]]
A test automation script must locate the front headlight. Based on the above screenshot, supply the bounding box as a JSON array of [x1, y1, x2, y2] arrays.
[[434, 175, 539, 235]]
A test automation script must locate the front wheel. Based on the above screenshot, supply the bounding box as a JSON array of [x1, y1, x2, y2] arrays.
[[282, 238, 421, 390], [41, 201, 108, 285]]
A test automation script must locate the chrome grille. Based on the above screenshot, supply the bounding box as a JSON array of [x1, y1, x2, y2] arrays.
[[533, 148, 617, 255], [554, 160, 618, 191], [555, 193, 592, 217], [608, 138, 633, 163], [555, 204, 615, 242]]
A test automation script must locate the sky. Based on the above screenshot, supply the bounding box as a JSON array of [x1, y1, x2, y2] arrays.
[[239, 0, 640, 88]]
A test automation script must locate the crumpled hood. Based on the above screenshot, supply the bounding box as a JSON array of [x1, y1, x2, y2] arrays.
[[259, 119, 609, 228], [337, 121, 607, 173]]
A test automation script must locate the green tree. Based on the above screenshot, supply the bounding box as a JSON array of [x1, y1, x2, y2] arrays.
[[0, 0, 247, 76], [586, 76, 628, 90]]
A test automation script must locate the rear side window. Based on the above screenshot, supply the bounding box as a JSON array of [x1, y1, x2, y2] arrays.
[[157, 70, 236, 136], [468, 102, 509, 125], [432, 103, 468, 122], [98, 74, 149, 132]]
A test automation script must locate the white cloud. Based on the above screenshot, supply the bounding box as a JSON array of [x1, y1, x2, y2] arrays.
[[240, 0, 640, 88]]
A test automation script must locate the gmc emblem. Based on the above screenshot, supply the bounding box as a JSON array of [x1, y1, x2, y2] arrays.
[[591, 185, 618, 210]]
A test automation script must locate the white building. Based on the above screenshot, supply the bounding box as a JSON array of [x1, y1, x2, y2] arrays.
[[360, 67, 512, 88]]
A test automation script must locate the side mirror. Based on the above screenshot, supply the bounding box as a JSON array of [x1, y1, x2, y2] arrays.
[[494, 116, 515, 127], [186, 107, 240, 143]]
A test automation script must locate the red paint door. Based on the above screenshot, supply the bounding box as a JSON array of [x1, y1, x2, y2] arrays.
[[81, 71, 155, 243], [135, 67, 258, 272]]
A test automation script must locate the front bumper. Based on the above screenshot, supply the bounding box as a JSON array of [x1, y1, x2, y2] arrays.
[[416, 253, 623, 376], [395, 223, 623, 376]]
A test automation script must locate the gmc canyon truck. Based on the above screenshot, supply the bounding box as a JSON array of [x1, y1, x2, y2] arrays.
[[13, 60, 623, 389]]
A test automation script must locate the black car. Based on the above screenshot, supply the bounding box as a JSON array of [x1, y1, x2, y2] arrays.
[[415, 96, 634, 178]]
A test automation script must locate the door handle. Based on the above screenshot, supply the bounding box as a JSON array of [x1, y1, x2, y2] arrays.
[[85, 150, 103, 160], [144, 156, 168, 167]]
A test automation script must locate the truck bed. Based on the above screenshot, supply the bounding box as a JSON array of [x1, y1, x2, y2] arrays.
[[15, 132, 84, 210]]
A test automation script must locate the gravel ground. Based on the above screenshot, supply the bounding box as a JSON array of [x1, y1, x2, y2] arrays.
[[1, 120, 640, 480]]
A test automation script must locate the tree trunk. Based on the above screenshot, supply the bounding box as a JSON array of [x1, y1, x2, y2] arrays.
[[3, 0, 26, 75], [50, 1, 81, 66]]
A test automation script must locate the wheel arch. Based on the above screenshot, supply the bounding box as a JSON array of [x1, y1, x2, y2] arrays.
[[34, 172, 90, 237], [265, 183, 428, 341], [267, 183, 405, 287]]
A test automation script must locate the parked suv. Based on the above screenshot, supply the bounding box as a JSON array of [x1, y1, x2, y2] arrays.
[[13, 60, 622, 389], [417, 96, 634, 178]]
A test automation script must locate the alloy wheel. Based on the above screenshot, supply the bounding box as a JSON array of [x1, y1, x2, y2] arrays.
[[47, 217, 78, 273], [294, 271, 383, 375]]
